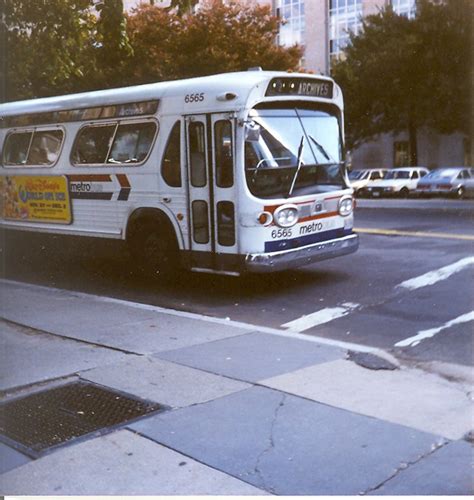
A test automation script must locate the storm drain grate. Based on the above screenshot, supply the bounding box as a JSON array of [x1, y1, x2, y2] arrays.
[[0, 381, 164, 456]]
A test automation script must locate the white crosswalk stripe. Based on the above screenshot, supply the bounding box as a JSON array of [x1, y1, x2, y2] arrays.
[[281, 303, 359, 332], [394, 311, 474, 348], [397, 256, 474, 291]]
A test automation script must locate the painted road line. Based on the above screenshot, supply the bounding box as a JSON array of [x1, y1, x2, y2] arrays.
[[395, 311, 474, 348], [1, 279, 377, 354], [281, 303, 359, 332], [397, 256, 474, 291], [355, 227, 474, 241]]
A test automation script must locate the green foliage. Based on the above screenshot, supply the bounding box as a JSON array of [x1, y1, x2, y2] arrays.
[[332, 0, 471, 161], [95, 0, 134, 84], [4, 0, 96, 101], [3, 0, 301, 102]]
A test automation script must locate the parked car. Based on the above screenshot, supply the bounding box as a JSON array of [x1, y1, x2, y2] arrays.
[[348, 168, 388, 197], [463, 175, 474, 198], [415, 167, 473, 199], [365, 167, 429, 198]]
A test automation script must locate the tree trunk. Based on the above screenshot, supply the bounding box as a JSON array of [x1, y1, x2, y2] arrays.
[[408, 119, 418, 166]]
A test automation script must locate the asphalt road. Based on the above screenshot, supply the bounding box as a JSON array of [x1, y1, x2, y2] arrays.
[[2, 198, 473, 370]]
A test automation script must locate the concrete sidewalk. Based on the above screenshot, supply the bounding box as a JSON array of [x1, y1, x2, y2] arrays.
[[0, 279, 472, 495]]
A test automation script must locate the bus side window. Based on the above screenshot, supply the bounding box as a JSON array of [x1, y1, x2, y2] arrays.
[[72, 124, 116, 164], [3, 132, 32, 165], [28, 130, 63, 165], [108, 122, 157, 164], [189, 122, 206, 187], [161, 121, 182, 187], [215, 120, 233, 188]]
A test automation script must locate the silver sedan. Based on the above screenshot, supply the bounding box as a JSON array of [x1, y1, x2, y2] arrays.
[[415, 167, 473, 199]]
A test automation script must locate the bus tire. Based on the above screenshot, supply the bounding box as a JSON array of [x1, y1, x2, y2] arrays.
[[128, 219, 179, 278]]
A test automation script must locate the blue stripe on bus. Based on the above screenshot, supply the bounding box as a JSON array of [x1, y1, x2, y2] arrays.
[[264, 228, 353, 253]]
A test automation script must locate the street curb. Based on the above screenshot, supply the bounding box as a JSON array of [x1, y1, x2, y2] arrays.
[[1, 278, 382, 355]]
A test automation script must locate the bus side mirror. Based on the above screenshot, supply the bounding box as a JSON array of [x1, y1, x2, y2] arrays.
[[245, 122, 261, 142]]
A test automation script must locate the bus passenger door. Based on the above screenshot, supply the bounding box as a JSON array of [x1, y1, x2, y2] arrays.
[[186, 115, 213, 269], [186, 114, 238, 272]]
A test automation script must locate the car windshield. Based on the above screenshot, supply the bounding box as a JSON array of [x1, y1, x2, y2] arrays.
[[245, 106, 345, 199], [349, 170, 368, 180], [385, 171, 410, 180], [424, 169, 459, 179]]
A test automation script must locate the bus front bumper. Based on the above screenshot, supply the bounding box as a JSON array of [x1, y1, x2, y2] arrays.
[[244, 233, 359, 273]]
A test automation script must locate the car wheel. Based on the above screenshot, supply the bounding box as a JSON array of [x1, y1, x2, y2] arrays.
[[399, 187, 409, 198], [456, 186, 465, 199]]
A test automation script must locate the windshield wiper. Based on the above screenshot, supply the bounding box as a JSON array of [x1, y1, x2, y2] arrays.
[[308, 135, 336, 164], [288, 135, 305, 197]]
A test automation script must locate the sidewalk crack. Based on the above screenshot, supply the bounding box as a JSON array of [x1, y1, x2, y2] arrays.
[[359, 438, 449, 495], [252, 393, 287, 493]]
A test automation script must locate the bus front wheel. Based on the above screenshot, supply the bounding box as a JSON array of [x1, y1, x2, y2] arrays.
[[128, 220, 179, 278]]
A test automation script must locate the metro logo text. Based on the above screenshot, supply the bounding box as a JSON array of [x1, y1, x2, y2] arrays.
[[299, 222, 324, 235]]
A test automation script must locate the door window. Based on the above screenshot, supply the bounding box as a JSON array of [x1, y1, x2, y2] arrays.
[[217, 201, 235, 246], [189, 122, 206, 187], [192, 200, 209, 244], [214, 120, 233, 188]]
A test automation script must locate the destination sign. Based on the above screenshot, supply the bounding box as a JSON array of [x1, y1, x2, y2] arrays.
[[265, 77, 334, 99]]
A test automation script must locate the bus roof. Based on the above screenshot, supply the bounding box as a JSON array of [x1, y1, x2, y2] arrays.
[[0, 71, 338, 118]]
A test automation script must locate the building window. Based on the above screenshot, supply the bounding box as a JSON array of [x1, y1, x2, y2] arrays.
[[394, 141, 410, 167], [277, 0, 305, 47], [329, 0, 363, 64], [391, 0, 416, 18]]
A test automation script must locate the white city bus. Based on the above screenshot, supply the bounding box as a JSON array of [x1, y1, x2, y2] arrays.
[[0, 70, 358, 275]]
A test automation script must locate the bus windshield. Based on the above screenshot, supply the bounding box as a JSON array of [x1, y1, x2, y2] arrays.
[[245, 106, 346, 199]]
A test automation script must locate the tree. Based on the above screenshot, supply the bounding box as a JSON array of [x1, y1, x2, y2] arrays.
[[165, 0, 199, 17], [95, 0, 134, 87], [4, 0, 302, 101], [331, 0, 471, 165], [125, 0, 302, 85], [4, 0, 96, 101]]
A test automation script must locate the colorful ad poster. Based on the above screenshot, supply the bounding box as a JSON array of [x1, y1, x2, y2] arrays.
[[0, 175, 72, 224]]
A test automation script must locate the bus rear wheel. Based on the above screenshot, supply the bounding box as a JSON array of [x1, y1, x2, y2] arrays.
[[128, 220, 179, 278]]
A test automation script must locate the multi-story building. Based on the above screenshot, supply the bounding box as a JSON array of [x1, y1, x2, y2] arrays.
[[271, 0, 468, 169], [124, 0, 470, 169]]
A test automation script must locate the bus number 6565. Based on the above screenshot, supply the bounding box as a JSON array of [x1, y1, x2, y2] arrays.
[[271, 228, 293, 239], [184, 93, 205, 103]]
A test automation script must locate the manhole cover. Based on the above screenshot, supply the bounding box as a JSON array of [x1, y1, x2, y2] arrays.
[[0, 381, 164, 456]]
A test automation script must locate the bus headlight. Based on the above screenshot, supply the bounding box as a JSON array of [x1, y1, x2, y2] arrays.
[[274, 204, 299, 227], [338, 196, 354, 217]]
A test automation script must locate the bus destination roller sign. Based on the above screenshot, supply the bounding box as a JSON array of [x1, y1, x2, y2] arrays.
[[265, 77, 334, 99]]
